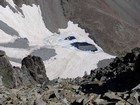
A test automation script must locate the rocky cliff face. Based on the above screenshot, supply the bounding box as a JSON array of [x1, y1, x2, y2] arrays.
[[21, 55, 49, 84], [61, 0, 140, 55], [0, 51, 49, 88]]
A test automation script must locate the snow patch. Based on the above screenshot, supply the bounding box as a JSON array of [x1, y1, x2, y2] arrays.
[[0, 2, 115, 80]]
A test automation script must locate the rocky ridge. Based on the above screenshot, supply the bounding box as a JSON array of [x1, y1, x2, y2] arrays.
[[0, 50, 49, 88], [1, 48, 140, 104], [81, 48, 140, 93]]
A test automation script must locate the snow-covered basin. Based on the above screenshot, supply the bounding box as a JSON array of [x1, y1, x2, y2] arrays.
[[0, 1, 115, 80]]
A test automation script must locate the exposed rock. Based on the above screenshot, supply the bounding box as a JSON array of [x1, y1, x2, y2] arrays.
[[0, 0, 7, 7], [34, 98, 46, 105], [0, 50, 49, 88], [0, 50, 5, 57], [0, 50, 14, 88], [0, 50, 25, 88], [0, 76, 4, 92], [61, 0, 140, 55], [80, 48, 140, 93], [12, 0, 67, 32], [1, 47, 140, 104], [13, 66, 36, 88], [128, 89, 140, 105], [21, 55, 49, 84]]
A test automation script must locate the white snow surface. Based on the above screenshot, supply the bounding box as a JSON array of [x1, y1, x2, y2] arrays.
[[0, 2, 115, 80]]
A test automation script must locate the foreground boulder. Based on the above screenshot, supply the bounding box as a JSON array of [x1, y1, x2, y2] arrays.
[[81, 47, 140, 93], [0, 50, 14, 88], [21, 55, 49, 84], [0, 50, 49, 88]]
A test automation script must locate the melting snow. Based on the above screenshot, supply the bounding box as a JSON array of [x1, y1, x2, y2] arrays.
[[0, 2, 115, 79]]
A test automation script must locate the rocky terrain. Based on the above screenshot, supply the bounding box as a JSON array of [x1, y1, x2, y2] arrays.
[[1, 0, 140, 104], [0, 48, 140, 104], [61, 0, 140, 55]]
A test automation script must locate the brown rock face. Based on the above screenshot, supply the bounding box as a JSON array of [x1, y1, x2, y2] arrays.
[[61, 0, 140, 55]]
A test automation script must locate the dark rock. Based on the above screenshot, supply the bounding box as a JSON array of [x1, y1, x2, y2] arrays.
[[13, 66, 36, 87], [0, 50, 5, 57], [21, 55, 49, 84], [0, 50, 38, 88], [71, 101, 83, 105], [132, 47, 140, 57], [13, 0, 67, 32], [41, 80, 49, 90], [0, 50, 14, 88], [71, 42, 97, 52], [0, 52, 50, 88], [49, 92, 56, 99], [80, 48, 140, 94], [0, 0, 7, 7]]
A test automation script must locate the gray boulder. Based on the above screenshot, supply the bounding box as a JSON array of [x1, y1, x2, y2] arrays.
[[13, 66, 37, 88], [0, 50, 14, 88], [0, 50, 49, 88], [21, 55, 49, 84]]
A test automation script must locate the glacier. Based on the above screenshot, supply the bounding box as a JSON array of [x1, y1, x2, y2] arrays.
[[0, 0, 114, 79]]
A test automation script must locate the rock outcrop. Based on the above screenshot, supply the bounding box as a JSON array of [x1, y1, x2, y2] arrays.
[[0, 0, 8, 7], [21, 55, 49, 84], [1, 75, 140, 105], [80, 47, 140, 94], [12, 66, 36, 88], [0, 50, 14, 88], [1, 48, 140, 104], [0, 50, 49, 88]]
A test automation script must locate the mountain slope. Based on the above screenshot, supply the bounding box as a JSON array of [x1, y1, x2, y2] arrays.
[[12, 0, 68, 32], [61, 0, 140, 55], [0, 0, 114, 79]]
